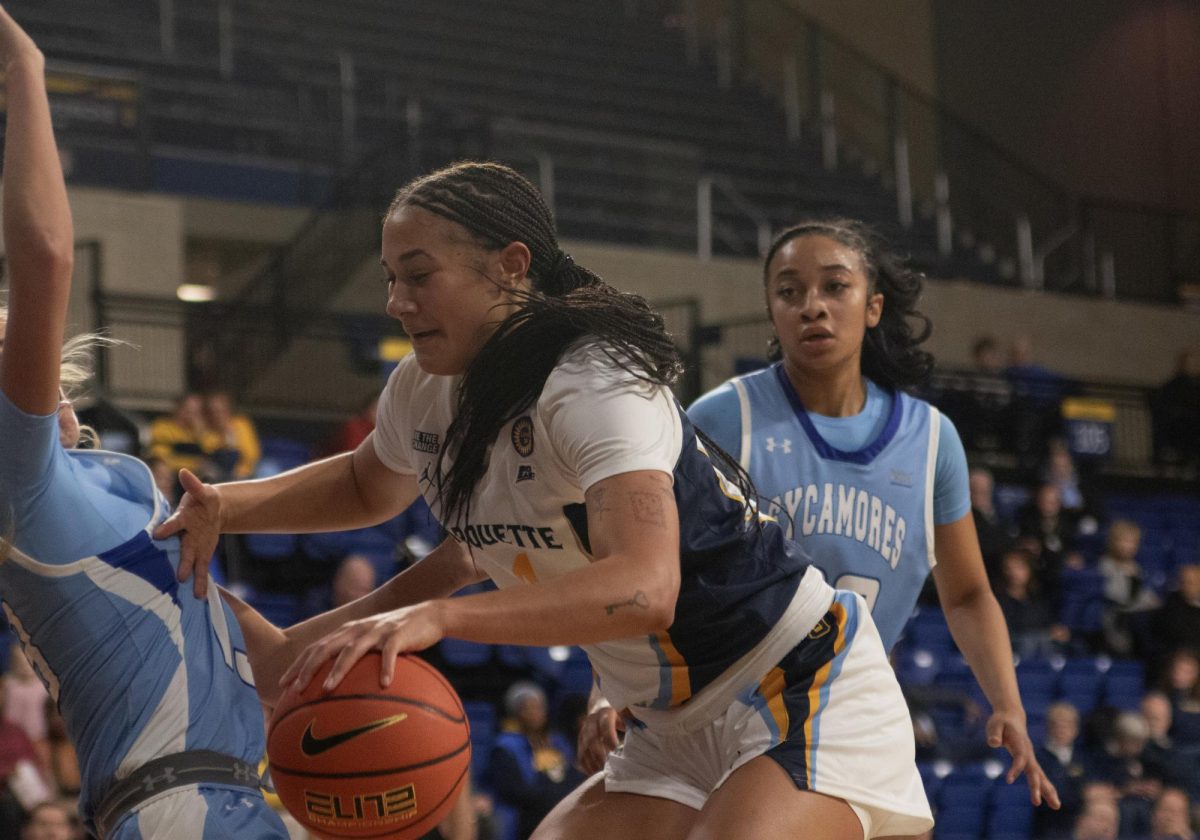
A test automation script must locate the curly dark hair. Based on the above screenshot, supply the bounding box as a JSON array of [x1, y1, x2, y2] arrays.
[[389, 161, 753, 525], [762, 219, 934, 391]]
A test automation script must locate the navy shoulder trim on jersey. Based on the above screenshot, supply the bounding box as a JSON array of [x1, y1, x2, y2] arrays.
[[772, 363, 903, 465]]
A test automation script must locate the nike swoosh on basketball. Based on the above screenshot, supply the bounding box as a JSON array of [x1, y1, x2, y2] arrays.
[[300, 713, 409, 757]]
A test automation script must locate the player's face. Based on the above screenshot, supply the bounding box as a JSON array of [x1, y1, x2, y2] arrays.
[[765, 235, 882, 379], [380, 206, 521, 376]]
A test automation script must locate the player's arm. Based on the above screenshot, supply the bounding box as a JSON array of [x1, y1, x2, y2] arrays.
[[933, 514, 1059, 808], [154, 435, 419, 597], [280, 468, 681, 691], [221, 537, 484, 706], [0, 8, 74, 416]]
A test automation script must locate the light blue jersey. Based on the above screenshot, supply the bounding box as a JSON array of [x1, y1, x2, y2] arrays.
[[0, 390, 286, 838], [689, 365, 971, 651]]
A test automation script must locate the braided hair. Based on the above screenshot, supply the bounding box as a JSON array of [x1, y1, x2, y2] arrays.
[[762, 219, 934, 391], [388, 162, 755, 526]]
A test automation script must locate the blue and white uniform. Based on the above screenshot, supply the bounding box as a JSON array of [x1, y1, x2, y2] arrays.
[[0, 390, 288, 839], [373, 342, 933, 836], [688, 363, 971, 651]]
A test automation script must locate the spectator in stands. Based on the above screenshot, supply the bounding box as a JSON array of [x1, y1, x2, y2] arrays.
[[1005, 333, 1064, 465], [970, 466, 1016, 576], [1159, 650, 1200, 750], [1150, 787, 1195, 840], [1073, 792, 1120, 840], [1037, 701, 1086, 838], [332, 554, 377, 608], [0, 676, 51, 837], [41, 698, 78, 798], [202, 389, 260, 480], [1142, 692, 1199, 799], [147, 391, 210, 480], [901, 682, 989, 764], [1085, 711, 1164, 832], [20, 800, 79, 840], [1151, 349, 1200, 468], [489, 682, 583, 840], [3, 646, 47, 767], [1155, 564, 1200, 654], [323, 393, 379, 456], [973, 334, 1005, 375], [144, 455, 178, 507], [1018, 482, 1078, 599], [1042, 439, 1101, 531], [961, 335, 1013, 451], [994, 547, 1069, 657], [1098, 520, 1160, 657]]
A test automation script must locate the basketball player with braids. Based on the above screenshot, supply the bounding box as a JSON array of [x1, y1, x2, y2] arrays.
[[0, 8, 289, 838], [159, 162, 934, 839], [678, 220, 1056, 807]]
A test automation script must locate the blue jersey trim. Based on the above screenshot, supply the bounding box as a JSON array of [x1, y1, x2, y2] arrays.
[[97, 532, 180, 606], [772, 364, 902, 465]]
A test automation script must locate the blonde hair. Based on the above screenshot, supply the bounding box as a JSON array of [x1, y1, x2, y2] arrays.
[[0, 303, 121, 448]]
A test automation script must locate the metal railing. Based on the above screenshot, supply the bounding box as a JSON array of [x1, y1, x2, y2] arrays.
[[683, 0, 1198, 302]]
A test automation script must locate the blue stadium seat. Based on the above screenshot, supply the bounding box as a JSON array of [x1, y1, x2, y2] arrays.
[[497, 644, 566, 683], [934, 805, 985, 839], [1059, 658, 1103, 714], [463, 700, 496, 784], [245, 590, 300, 627], [988, 781, 1034, 835], [439, 639, 493, 668], [243, 531, 298, 560], [910, 609, 955, 653], [1016, 659, 1057, 714], [557, 659, 595, 697], [937, 765, 992, 812], [256, 436, 311, 476], [1103, 660, 1145, 710], [896, 648, 942, 686]]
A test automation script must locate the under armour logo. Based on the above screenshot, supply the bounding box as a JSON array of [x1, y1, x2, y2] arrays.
[[144, 767, 177, 793], [765, 437, 792, 454], [232, 762, 254, 782]]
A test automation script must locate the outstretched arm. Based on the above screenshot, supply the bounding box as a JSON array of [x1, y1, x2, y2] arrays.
[[280, 468, 682, 691], [221, 536, 484, 706], [934, 514, 1060, 808], [154, 436, 420, 598], [0, 7, 74, 414]]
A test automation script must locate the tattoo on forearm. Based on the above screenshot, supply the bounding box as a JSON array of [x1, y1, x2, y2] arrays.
[[629, 492, 666, 525], [604, 590, 650, 616]]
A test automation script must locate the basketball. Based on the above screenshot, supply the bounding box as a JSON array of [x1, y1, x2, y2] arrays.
[[268, 652, 471, 839]]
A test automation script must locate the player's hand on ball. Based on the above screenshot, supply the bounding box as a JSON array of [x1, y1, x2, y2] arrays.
[[153, 469, 223, 599], [280, 602, 448, 694]]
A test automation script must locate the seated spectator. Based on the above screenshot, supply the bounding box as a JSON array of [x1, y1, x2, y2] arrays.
[[1150, 787, 1195, 840], [960, 334, 1013, 451], [1006, 333, 1065, 465], [42, 698, 78, 798], [969, 466, 1016, 575], [1099, 520, 1161, 657], [2, 646, 47, 763], [147, 392, 209, 480], [322, 393, 378, 456], [0, 676, 52, 837], [1036, 701, 1087, 838], [994, 547, 1068, 657], [1155, 564, 1200, 654], [202, 389, 260, 480], [1042, 439, 1102, 531], [1073, 791, 1121, 840], [144, 456, 178, 508], [1159, 650, 1200, 750], [20, 799, 79, 840], [333, 554, 378, 608], [1018, 483, 1078, 598], [1151, 349, 1200, 468], [1143, 692, 1199, 799], [489, 682, 583, 839], [1085, 711, 1164, 831], [902, 682, 989, 765]]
